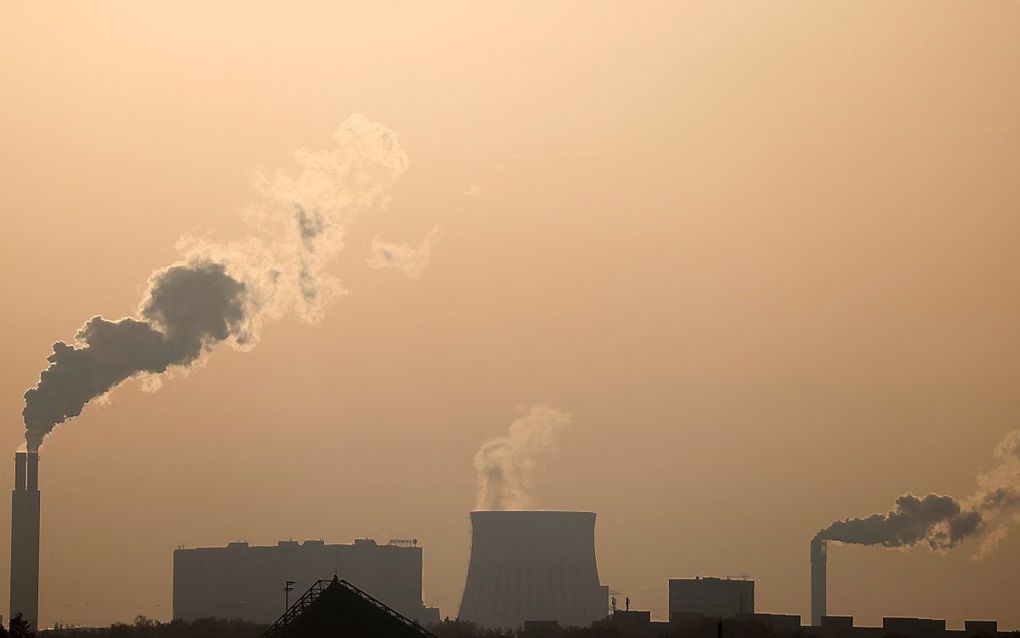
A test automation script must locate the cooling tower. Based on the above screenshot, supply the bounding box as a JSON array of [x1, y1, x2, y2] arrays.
[[458, 511, 607, 630], [10, 452, 41, 629], [810, 538, 826, 626]]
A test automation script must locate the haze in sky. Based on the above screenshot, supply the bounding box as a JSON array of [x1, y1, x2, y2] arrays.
[[1, 1, 1019, 629]]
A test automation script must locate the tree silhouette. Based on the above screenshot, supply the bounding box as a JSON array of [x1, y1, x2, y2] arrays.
[[7, 614, 33, 638]]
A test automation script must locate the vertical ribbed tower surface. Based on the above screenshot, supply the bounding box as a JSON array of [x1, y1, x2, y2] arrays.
[[458, 511, 606, 630]]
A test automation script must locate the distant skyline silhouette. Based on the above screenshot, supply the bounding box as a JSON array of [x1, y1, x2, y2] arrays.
[[1, 1, 1019, 630]]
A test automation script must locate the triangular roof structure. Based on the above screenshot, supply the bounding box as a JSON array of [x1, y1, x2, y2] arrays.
[[264, 576, 436, 638]]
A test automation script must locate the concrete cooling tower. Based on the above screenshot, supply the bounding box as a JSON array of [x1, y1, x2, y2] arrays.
[[458, 511, 607, 630]]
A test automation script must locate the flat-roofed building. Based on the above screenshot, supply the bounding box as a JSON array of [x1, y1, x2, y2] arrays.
[[173, 538, 437, 625], [669, 577, 754, 620]]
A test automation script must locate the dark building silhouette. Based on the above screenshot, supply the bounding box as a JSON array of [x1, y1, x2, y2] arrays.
[[669, 577, 754, 619], [458, 511, 607, 630], [882, 617, 946, 637], [963, 621, 1000, 636], [816, 615, 860, 636], [173, 538, 437, 625], [811, 538, 827, 626], [518, 608, 673, 638], [10, 452, 41, 629], [603, 611, 1013, 638], [519, 620, 565, 638], [804, 617, 1011, 638], [263, 576, 435, 638], [622, 609, 1014, 638], [739, 613, 802, 633], [611, 610, 664, 637]]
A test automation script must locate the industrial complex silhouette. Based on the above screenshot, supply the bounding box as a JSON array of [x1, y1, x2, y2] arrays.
[[6, 451, 1017, 637]]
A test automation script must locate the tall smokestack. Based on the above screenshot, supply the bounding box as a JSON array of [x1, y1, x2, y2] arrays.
[[810, 538, 826, 626], [10, 452, 41, 629]]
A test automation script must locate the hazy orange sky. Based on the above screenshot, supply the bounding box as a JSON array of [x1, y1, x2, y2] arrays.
[[2, 1, 1019, 630]]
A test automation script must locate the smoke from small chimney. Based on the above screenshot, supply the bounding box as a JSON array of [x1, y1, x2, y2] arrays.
[[21, 115, 412, 450], [474, 405, 572, 511], [815, 430, 1020, 556]]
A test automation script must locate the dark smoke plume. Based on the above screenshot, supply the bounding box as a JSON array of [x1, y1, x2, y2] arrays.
[[816, 430, 1020, 557], [21, 115, 412, 449], [23, 262, 247, 450], [815, 493, 978, 550]]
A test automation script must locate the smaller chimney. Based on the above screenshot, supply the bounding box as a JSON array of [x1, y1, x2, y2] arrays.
[[810, 538, 827, 626]]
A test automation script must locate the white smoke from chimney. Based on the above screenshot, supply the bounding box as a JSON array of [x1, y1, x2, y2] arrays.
[[366, 226, 440, 280], [184, 113, 409, 325], [967, 429, 1020, 557], [474, 404, 573, 511]]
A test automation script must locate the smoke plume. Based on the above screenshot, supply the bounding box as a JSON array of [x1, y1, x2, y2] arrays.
[[474, 404, 572, 510], [815, 430, 1020, 556], [366, 226, 440, 280], [23, 115, 410, 450]]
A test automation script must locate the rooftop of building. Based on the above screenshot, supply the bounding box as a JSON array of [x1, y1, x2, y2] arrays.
[[669, 576, 756, 584], [174, 537, 421, 552]]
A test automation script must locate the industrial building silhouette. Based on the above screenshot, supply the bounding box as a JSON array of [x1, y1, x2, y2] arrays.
[[173, 537, 438, 626], [590, 612, 1013, 638], [669, 577, 754, 620], [8, 497, 1018, 634], [262, 576, 435, 638]]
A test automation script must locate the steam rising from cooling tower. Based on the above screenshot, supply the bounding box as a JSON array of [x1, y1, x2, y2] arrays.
[[21, 115, 430, 450], [814, 430, 1020, 556], [474, 405, 572, 510]]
